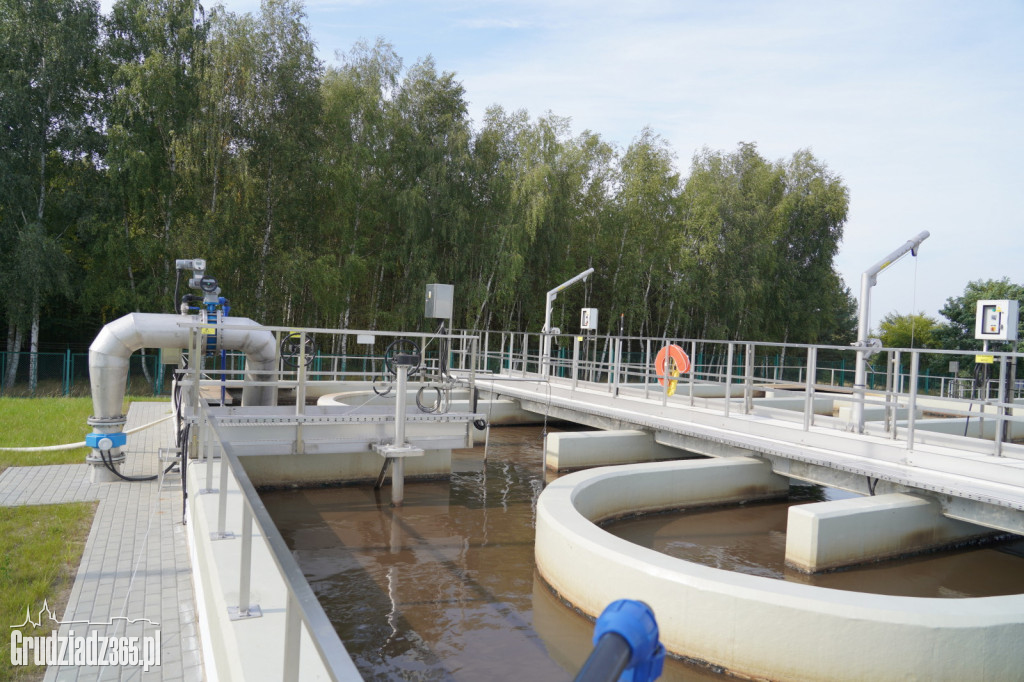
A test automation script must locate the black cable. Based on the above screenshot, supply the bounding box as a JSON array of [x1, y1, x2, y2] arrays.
[[438, 321, 449, 378], [100, 448, 158, 482], [180, 425, 188, 526]]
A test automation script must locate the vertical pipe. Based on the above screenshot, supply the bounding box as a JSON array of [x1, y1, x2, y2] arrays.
[[238, 504, 253, 617], [392, 364, 408, 507], [906, 351, 920, 450], [395, 365, 407, 447], [852, 272, 870, 432], [295, 331, 307, 416], [392, 458, 405, 507]]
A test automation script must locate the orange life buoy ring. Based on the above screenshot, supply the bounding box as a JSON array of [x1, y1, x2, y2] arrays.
[[655, 344, 690, 394]]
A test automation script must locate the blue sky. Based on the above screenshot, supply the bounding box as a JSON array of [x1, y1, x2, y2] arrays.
[[107, 0, 1024, 333]]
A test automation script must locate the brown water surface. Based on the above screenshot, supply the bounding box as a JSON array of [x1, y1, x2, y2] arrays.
[[261, 425, 1024, 680], [261, 426, 723, 680], [604, 491, 1024, 598]]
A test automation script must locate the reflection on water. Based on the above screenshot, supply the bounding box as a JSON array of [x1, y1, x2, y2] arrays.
[[261, 426, 722, 681], [261, 426, 1024, 680]]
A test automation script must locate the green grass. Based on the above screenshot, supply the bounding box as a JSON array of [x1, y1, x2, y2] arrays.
[[0, 502, 97, 681], [0, 397, 95, 473], [0, 396, 166, 474], [0, 397, 168, 679]]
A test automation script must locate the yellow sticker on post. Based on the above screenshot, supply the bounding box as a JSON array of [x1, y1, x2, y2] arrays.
[[976, 355, 995, 364]]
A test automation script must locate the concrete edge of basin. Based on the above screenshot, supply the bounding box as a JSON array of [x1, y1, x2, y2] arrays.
[[535, 458, 1024, 682], [186, 461, 362, 681]]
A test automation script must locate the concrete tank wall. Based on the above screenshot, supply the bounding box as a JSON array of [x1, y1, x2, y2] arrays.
[[535, 459, 1024, 681], [239, 449, 451, 488], [544, 429, 699, 471], [785, 493, 994, 573]]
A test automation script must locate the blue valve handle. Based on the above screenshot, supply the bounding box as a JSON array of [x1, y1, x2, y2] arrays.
[[574, 599, 665, 682]]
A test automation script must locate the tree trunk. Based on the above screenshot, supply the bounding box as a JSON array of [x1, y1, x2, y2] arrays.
[[5, 323, 23, 389], [258, 168, 274, 311], [28, 300, 40, 394]]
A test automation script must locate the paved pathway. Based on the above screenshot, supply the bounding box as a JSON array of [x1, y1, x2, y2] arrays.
[[0, 401, 203, 681]]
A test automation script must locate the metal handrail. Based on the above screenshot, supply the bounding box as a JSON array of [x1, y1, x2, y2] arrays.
[[467, 330, 1024, 457], [207, 414, 357, 680]]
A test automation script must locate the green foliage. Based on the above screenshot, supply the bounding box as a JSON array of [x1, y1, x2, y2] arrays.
[[877, 312, 940, 349], [2, 0, 861, 351]]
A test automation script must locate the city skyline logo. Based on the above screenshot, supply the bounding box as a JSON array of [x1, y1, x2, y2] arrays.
[[10, 599, 161, 629], [10, 600, 161, 671]]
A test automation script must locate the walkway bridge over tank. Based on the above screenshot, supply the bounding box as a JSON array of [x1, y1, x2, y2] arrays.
[[469, 330, 1024, 534]]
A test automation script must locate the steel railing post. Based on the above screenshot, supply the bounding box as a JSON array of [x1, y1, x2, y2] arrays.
[[213, 456, 234, 540], [522, 332, 528, 376], [204, 430, 215, 493], [889, 351, 899, 440], [572, 335, 580, 390], [906, 351, 919, 451], [283, 591, 302, 680], [235, 504, 258, 618], [483, 331, 490, 372], [643, 339, 651, 400], [996, 355, 1008, 457], [724, 343, 734, 417], [744, 343, 754, 414], [803, 346, 816, 431], [689, 341, 696, 407]]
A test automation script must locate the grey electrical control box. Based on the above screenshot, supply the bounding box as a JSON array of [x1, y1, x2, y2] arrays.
[[425, 283, 454, 319], [580, 308, 598, 331], [975, 299, 1019, 342]]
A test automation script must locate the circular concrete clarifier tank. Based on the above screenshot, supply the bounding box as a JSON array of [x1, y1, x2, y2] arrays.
[[534, 457, 1024, 682]]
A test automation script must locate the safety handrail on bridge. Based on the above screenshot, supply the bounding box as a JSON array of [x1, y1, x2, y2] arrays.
[[461, 329, 1024, 458]]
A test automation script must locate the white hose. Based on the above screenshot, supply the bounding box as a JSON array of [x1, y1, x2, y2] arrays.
[[0, 414, 172, 452]]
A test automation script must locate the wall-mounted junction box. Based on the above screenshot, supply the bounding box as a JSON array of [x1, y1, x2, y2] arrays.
[[580, 308, 598, 331], [425, 284, 454, 319]]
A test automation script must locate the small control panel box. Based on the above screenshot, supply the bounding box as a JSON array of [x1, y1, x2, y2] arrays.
[[580, 308, 598, 331], [425, 284, 454, 319], [975, 299, 1019, 342]]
